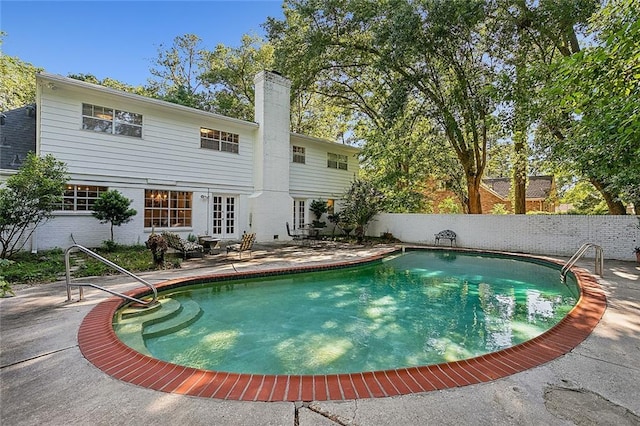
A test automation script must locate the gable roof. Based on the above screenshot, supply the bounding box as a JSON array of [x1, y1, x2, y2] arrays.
[[0, 105, 36, 170], [483, 176, 554, 200]]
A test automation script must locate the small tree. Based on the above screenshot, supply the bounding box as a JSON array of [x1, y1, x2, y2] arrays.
[[0, 153, 67, 259], [341, 179, 385, 243], [309, 199, 328, 228], [92, 190, 137, 242]]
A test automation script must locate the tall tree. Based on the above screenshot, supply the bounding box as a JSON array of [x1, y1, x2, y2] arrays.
[[201, 34, 275, 121], [148, 34, 212, 109], [492, 0, 598, 213], [540, 0, 639, 213], [268, 0, 500, 213]]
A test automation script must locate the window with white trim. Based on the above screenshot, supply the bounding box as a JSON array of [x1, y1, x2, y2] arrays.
[[144, 190, 192, 228], [292, 146, 305, 164], [82, 103, 142, 137], [200, 128, 239, 153], [327, 152, 348, 170], [57, 185, 108, 211]]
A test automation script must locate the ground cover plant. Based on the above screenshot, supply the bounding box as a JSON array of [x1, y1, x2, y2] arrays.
[[0, 244, 173, 286]]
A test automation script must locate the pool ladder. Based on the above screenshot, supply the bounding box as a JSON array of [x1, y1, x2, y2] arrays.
[[561, 243, 604, 283], [65, 244, 158, 306]]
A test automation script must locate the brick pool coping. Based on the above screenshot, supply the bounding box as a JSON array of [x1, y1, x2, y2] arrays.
[[77, 249, 606, 402]]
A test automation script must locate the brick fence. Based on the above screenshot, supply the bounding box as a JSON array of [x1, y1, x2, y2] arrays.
[[368, 214, 640, 261]]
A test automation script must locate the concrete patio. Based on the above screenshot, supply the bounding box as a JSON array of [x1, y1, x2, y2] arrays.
[[1, 243, 639, 425]]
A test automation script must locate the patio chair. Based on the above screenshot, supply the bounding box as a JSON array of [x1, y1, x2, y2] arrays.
[[286, 222, 309, 244], [161, 231, 204, 259], [226, 232, 256, 258]]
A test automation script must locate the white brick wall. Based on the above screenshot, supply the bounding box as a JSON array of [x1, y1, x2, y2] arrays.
[[368, 214, 640, 261]]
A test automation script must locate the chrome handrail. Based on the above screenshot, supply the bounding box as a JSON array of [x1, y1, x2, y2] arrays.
[[561, 243, 604, 282], [65, 244, 157, 305]]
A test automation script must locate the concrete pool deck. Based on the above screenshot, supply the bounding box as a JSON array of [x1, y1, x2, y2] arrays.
[[1, 243, 639, 425]]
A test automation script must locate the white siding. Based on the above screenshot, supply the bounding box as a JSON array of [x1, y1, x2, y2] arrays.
[[27, 74, 360, 250], [38, 85, 256, 190], [289, 135, 359, 199]]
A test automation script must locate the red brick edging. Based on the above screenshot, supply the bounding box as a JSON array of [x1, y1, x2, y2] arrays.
[[77, 251, 606, 401]]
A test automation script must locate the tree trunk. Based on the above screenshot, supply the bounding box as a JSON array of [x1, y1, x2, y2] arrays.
[[590, 178, 627, 215], [512, 131, 527, 214], [466, 173, 483, 214]]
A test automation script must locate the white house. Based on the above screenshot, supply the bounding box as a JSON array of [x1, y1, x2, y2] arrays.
[[3, 71, 359, 251]]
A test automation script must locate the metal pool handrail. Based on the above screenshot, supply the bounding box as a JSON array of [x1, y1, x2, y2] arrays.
[[561, 243, 604, 282], [65, 244, 158, 305]]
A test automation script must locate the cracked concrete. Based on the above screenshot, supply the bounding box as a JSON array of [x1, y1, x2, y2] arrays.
[[1, 244, 639, 425]]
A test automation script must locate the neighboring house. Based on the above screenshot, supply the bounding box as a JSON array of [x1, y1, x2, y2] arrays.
[[426, 176, 557, 214], [0, 71, 359, 251], [482, 176, 557, 213]]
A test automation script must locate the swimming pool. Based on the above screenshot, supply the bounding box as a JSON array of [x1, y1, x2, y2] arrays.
[[116, 250, 578, 375], [79, 247, 606, 401]]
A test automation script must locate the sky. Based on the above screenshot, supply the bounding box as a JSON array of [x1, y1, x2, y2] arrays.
[[1, 0, 285, 87]]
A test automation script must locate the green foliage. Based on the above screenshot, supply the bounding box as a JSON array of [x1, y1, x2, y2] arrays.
[[101, 240, 118, 252], [67, 73, 156, 97], [91, 190, 137, 242], [2, 245, 177, 285], [0, 33, 43, 110], [438, 197, 463, 214], [202, 34, 275, 120], [0, 258, 16, 297], [73, 245, 155, 278], [540, 0, 640, 212], [0, 153, 68, 259], [341, 179, 386, 242], [148, 34, 212, 110], [268, 0, 500, 213], [490, 203, 510, 215], [309, 200, 328, 220], [1, 249, 64, 284]]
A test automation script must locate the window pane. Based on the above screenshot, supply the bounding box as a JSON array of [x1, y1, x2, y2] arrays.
[[115, 123, 142, 137]]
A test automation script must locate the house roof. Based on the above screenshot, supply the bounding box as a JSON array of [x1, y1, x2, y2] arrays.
[[0, 105, 36, 170], [483, 176, 554, 200]]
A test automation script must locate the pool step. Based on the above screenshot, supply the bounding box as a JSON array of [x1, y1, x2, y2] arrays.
[[143, 299, 203, 338], [114, 298, 203, 354]]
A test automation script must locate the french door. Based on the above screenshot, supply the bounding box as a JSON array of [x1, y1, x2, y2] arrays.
[[211, 195, 236, 238], [293, 199, 306, 230]]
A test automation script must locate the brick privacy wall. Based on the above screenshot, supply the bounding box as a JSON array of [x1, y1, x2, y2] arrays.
[[368, 214, 640, 261]]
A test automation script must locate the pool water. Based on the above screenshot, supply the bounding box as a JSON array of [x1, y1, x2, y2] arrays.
[[117, 251, 578, 375]]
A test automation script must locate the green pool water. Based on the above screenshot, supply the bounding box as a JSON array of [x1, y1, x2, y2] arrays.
[[117, 250, 579, 375]]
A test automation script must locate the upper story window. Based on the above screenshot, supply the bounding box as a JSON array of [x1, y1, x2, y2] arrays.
[[200, 128, 239, 154], [292, 146, 305, 164], [57, 185, 108, 211], [82, 103, 142, 138], [327, 152, 348, 170]]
